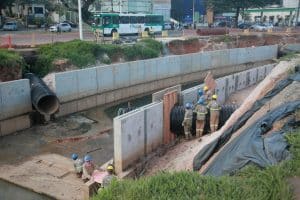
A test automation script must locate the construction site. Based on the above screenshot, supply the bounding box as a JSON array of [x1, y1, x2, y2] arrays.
[[0, 30, 300, 200]]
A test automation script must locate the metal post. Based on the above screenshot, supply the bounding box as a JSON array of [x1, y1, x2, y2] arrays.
[[78, 0, 83, 40], [192, 0, 195, 25], [296, 0, 300, 26]]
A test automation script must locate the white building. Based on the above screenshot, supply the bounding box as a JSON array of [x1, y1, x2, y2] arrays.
[[243, 0, 299, 26]]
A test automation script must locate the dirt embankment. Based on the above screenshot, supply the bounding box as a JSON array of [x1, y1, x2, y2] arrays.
[[168, 34, 300, 55], [0, 65, 22, 82]]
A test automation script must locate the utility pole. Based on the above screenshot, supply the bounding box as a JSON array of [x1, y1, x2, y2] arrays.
[[296, 0, 300, 26], [192, 0, 195, 24], [78, 0, 83, 40]]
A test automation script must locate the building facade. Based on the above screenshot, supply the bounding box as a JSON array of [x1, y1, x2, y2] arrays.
[[243, 0, 299, 25]]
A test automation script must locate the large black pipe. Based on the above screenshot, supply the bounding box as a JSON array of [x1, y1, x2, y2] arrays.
[[170, 105, 237, 136], [24, 73, 60, 115]]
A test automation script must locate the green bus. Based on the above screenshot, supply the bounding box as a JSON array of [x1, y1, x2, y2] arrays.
[[92, 13, 164, 36]]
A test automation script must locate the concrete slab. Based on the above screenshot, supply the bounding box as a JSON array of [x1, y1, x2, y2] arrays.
[[129, 61, 145, 85], [180, 54, 193, 74], [0, 79, 31, 120], [77, 67, 97, 98], [156, 57, 170, 79], [0, 154, 88, 200], [114, 109, 145, 173], [114, 63, 130, 88], [144, 59, 157, 82], [143, 102, 163, 154], [55, 71, 78, 103], [168, 56, 181, 76], [97, 65, 115, 93], [77, 95, 97, 112], [0, 115, 31, 136]]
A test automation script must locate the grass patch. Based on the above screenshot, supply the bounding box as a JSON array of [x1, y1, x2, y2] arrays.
[[93, 128, 300, 200], [32, 39, 162, 77], [0, 49, 25, 68]]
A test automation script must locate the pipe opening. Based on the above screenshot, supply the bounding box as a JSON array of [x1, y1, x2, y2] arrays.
[[37, 95, 59, 115]]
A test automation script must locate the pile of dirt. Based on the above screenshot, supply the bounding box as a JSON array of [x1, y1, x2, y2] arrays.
[[167, 34, 300, 55]]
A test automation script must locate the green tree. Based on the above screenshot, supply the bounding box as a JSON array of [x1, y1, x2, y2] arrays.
[[206, 0, 281, 27]]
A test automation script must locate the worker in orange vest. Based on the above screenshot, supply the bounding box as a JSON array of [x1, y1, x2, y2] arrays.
[[203, 85, 212, 105]]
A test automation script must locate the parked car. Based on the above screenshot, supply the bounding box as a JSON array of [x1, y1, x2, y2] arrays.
[[49, 23, 72, 32], [3, 21, 18, 31], [62, 20, 77, 28], [238, 22, 252, 29], [250, 23, 273, 31]]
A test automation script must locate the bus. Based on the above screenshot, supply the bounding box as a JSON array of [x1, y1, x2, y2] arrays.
[[92, 13, 164, 36]]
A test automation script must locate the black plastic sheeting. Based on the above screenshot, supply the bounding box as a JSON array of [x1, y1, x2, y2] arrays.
[[203, 101, 299, 176], [193, 71, 300, 172], [170, 105, 237, 136]]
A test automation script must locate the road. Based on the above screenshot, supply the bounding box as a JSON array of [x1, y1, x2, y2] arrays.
[[0, 28, 195, 46]]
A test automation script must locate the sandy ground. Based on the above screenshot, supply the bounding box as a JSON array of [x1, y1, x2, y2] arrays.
[[144, 84, 257, 176], [0, 106, 113, 167]]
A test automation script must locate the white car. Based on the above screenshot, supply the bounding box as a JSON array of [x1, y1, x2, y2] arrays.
[[251, 23, 273, 31], [3, 21, 18, 31], [49, 23, 72, 32]]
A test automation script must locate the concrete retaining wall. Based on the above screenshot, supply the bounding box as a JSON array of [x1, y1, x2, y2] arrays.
[[181, 63, 276, 105], [114, 63, 276, 174], [54, 45, 278, 117], [0, 79, 32, 136], [114, 102, 163, 173]]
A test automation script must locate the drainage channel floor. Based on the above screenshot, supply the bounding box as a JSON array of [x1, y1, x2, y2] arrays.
[[0, 107, 113, 167]]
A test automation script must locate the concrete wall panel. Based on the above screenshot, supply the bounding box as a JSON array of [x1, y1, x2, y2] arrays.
[[129, 61, 145, 85], [191, 53, 201, 72], [0, 79, 31, 120], [237, 48, 247, 65], [114, 63, 130, 88], [180, 54, 193, 74], [114, 109, 145, 173], [237, 71, 247, 91], [97, 65, 114, 93], [229, 49, 238, 66], [0, 115, 31, 136], [55, 71, 78, 102], [215, 78, 226, 104], [144, 102, 163, 154], [144, 59, 157, 82], [258, 66, 266, 81], [168, 56, 181, 76], [156, 57, 170, 79], [200, 51, 212, 70], [77, 68, 97, 98]]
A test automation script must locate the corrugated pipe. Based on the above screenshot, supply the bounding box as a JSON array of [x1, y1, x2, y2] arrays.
[[24, 73, 60, 115]]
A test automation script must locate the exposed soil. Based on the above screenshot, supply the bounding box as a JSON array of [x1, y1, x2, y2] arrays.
[[168, 33, 300, 55], [0, 65, 22, 82]]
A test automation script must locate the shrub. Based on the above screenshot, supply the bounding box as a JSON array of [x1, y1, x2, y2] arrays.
[[0, 49, 24, 68]]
